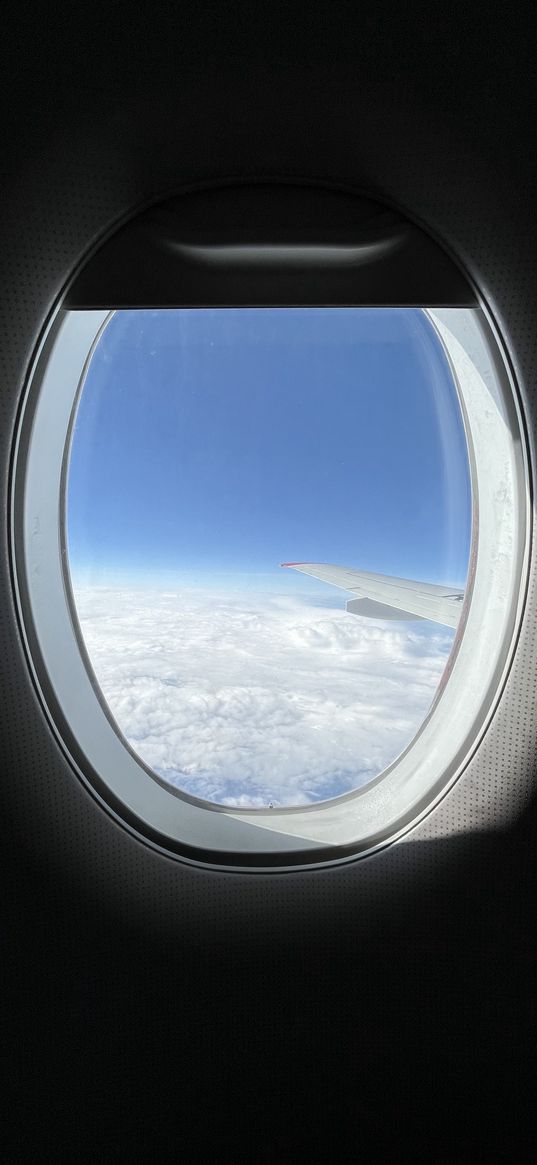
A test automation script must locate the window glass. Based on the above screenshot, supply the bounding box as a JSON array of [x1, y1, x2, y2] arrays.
[[67, 309, 471, 808]]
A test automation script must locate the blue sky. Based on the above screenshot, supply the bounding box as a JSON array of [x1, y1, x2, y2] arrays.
[[67, 308, 471, 594]]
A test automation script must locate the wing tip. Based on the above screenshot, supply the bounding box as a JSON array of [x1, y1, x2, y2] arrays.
[[280, 562, 307, 568]]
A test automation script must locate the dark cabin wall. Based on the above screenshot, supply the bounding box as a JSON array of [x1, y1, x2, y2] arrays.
[[1, 4, 537, 1160]]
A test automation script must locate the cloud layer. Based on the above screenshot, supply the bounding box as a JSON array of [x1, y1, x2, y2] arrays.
[[74, 586, 453, 807]]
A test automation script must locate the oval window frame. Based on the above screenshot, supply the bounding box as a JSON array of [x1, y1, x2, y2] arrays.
[[10, 184, 531, 870]]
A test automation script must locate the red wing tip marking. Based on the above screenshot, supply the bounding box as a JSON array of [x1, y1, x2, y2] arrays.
[[280, 562, 307, 567]]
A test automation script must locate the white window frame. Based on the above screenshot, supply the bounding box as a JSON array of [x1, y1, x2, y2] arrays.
[[11, 306, 530, 869]]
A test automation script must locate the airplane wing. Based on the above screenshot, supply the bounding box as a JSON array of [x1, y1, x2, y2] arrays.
[[281, 562, 464, 628]]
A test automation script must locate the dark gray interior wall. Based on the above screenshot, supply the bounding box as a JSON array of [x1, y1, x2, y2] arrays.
[[1, 5, 537, 1159]]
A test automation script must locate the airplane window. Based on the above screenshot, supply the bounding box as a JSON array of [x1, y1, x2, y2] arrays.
[[11, 181, 528, 864], [65, 308, 471, 809]]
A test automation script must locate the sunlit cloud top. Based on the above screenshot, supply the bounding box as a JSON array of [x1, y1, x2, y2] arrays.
[[75, 586, 453, 808]]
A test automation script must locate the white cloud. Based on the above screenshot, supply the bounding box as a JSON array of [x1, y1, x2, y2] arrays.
[[73, 586, 453, 808]]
